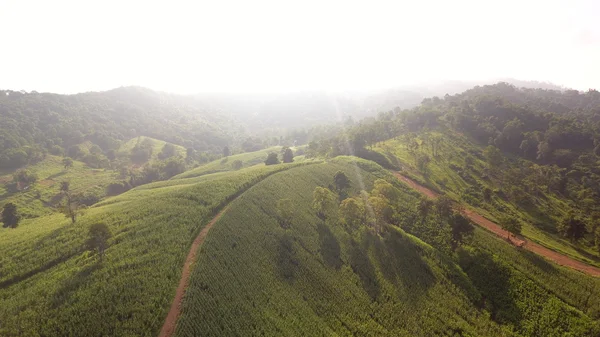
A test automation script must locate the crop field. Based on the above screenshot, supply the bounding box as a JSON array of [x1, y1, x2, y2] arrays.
[[173, 156, 599, 336], [175, 158, 497, 336], [373, 130, 600, 267], [469, 227, 600, 320], [0, 163, 304, 336], [0, 155, 117, 218]]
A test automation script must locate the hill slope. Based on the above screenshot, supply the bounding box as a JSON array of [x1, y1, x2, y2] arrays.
[[0, 163, 304, 336], [173, 158, 599, 336]]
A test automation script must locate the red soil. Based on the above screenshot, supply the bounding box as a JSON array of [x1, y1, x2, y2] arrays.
[[393, 172, 600, 277]]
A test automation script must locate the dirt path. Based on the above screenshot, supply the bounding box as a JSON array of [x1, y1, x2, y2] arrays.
[[392, 171, 600, 277], [158, 207, 228, 337]]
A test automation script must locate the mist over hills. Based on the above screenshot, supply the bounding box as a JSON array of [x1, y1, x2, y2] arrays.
[[0, 78, 569, 171]]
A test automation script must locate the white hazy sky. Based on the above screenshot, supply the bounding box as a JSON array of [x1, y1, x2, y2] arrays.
[[1, 0, 599, 94]]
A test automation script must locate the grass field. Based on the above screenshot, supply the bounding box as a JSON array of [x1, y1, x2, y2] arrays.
[[173, 146, 311, 180], [0, 155, 118, 218], [0, 162, 308, 336], [118, 136, 187, 163], [174, 157, 599, 336], [373, 130, 600, 267], [173, 146, 282, 179]]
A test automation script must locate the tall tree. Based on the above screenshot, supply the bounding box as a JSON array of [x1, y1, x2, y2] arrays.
[[86, 223, 112, 262], [339, 198, 364, 229], [1, 203, 20, 228], [60, 181, 78, 223], [448, 211, 474, 250], [62, 157, 74, 169], [223, 146, 230, 157], [312, 187, 338, 220], [264, 152, 280, 165], [282, 147, 294, 163], [558, 212, 588, 242], [499, 215, 522, 239], [333, 171, 351, 193]]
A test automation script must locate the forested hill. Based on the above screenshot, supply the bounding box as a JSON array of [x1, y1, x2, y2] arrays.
[[437, 83, 600, 163], [0, 87, 234, 169]]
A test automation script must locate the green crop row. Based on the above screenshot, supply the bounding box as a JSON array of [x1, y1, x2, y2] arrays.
[[0, 163, 306, 336]]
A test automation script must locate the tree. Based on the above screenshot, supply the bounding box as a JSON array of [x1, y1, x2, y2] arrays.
[[186, 147, 196, 163], [62, 157, 74, 169], [60, 181, 78, 223], [368, 195, 392, 230], [13, 169, 37, 186], [162, 157, 186, 178], [312, 187, 338, 220], [282, 147, 294, 163], [89, 144, 102, 155], [483, 145, 503, 169], [333, 171, 351, 193], [557, 212, 588, 242], [264, 152, 280, 165], [434, 195, 453, 218], [499, 215, 522, 239], [231, 160, 243, 170], [448, 211, 474, 250], [86, 223, 112, 262], [416, 153, 431, 176], [158, 143, 177, 160], [223, 146, 230, 157], [276, 198, 294, 228], [417, 197, 434, 217], [371, 179, 399, 204], [339, 198, 365, 229], [1, 203, 20, 228], [67, 145, 84, 159]]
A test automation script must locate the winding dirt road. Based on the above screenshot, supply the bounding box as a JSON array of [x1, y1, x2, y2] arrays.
[[158, 207, 228, 337], [392, 172, 600, 277]]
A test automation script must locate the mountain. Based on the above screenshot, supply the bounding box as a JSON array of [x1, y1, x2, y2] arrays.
[[3, 80, 600, 336]]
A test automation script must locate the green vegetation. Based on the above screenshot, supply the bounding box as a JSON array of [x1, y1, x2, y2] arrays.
[[1, 203, 19, 228], [0, 163, 305, 336], [4, 82, 600, 336], [173, 147, 282, 179], [0, 155, 118, 218], [175, 158, 599, 336]]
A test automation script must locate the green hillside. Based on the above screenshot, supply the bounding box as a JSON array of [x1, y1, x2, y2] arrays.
[[174, 157, 599, 336], [0, 155, 117, 218], [372, 130, 600, 267], [173, 145, 309, 180], [118, 136, 187, 165], [0, 162, 305, 336]]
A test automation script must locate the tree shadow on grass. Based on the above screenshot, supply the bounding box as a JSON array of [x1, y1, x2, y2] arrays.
[[458, 249, 522, 326], [316, 222, 342, 270], [349, 237, 380, 301], [50, 262, 102, 309], [518, 249, 558, 275], [370, 228, 435, 301], [46, 171, 67, 180], [276, 233, 299, 282]]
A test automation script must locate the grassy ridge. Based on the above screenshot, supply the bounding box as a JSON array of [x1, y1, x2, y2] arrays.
[[0, 163, 305, 336], [175, 158, 506, 336], [118, 136, 187, 163], [173, 146, 283, 179]]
